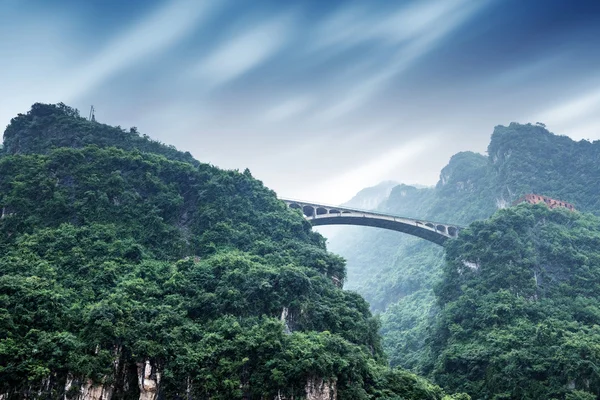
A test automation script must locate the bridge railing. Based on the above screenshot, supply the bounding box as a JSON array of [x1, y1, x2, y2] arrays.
[[279, 197, 465, 228]]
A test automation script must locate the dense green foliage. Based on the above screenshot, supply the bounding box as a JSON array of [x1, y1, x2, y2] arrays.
[[430, 205, 600, 399], [0, 104, 467, 399], [489, 123, 600, 212], [328, 123, 600, 398], [3, 102, 199, 165]]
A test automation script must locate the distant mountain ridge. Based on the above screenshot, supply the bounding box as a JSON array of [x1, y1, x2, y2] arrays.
[[342, 181, 399, 210]]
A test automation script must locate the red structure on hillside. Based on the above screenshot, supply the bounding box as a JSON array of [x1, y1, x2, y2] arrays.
[[513, 194, 575, 211]]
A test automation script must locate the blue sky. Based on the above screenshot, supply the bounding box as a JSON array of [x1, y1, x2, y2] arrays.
[[2, 0, 600, 203]]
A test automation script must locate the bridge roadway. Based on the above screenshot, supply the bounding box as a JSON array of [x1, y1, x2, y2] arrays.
[[280, 198, 462, 246]]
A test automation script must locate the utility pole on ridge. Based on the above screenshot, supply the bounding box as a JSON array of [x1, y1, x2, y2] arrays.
[[88, 105, 96, 122]]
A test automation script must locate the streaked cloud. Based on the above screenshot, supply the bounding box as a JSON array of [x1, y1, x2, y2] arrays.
[[534, 85, 600, 140], [264, 96, 312, 122], [0, 10, 77, 127], [0, 0, 216, 129], [62, 0, 215, 101], [313, 0, 480, 50], [537, 88, 600, 127], [193, 14, 293, 87], [315, 0, 489, 121]]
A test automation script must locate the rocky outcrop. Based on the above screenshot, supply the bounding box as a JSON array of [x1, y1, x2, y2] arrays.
[[13, 366, 338, 400], [281, 307, 292, 334], [137, 360, 160, 400], [77, 380, 113, 400], [272, 377, 337, 400], [305, 377, 336, 400]]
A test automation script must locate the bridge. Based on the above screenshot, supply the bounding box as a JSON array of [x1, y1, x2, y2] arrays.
[[281, 198, 462, 246]]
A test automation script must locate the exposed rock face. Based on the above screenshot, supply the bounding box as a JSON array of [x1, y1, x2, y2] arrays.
[[496, 197, 509, 209], [63, 375, 113, 400], [137, 360, 160, 400], [14, 367, 338, 400], [305, 377, 336, 400], [272, 377, 337, 400], [78, 380, 113, 400], [281, 307, 292, 334]]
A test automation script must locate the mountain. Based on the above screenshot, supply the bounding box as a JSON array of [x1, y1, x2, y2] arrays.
[[431, 204, 600, 399], [0, 103, 467, 400], [343, 181, 399, 210], [326, 123, 600, 394]]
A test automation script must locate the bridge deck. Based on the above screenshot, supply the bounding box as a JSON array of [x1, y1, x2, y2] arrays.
[[280, 198, 463, 246]]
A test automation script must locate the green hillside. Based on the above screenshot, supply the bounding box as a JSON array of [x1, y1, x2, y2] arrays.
[[0, 104, 467, 399], [431, 205, 600, 399]]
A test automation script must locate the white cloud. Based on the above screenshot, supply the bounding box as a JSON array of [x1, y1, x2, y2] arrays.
[[0, 0, 215, 131], [264, 96, 312, 122], [315, 0, 488, 121], [566, 119, 600, 141], [534, 86, 600, 141], [286, 136, 436, 204], [193, 15, 293, 86], [316, 73, 390, 121], [313, 0, 483, 50], [62, 0, 214, 101], [537, 88, 600, 127]]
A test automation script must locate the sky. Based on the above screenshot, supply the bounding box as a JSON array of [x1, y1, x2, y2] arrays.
[[2, 0, 600, 204]]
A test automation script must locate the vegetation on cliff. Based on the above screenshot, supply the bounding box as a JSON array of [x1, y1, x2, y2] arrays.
[[430, 205, 600, 399], [328, 123, 600, 398], [0, 103, 467, 399]]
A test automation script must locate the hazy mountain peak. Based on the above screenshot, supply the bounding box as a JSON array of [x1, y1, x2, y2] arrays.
[[342, 180, 398, 209]]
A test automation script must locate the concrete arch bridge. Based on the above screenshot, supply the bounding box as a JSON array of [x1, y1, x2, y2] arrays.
[[281, 198, 462, 246]]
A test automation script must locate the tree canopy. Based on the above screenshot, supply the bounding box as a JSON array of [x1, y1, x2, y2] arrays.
[[0, 103, 467, 399], [430, 204, 600, 399]]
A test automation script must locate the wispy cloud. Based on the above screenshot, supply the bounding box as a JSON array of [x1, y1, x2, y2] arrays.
[[1, 0, 216, 133], [193, 14, 293, 87], [313, 0, 477, 50], [537, 88, 600, 126], [263, 96, 312, 122], [535, 86, 600, 140], [315, 0, 489, 121], [63, 0, 214, 101]]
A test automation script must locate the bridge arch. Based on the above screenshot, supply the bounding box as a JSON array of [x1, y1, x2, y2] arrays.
[[302, 205, 315, 217], [282, 199, 461, 246], [316, 207, 328, 215]]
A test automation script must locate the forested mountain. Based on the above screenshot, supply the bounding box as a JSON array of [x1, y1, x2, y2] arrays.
[[430, 204, 600, 399], [0, 104, 468, 399], [327, 123, 600, 399], [5, 105, 599, 400]]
